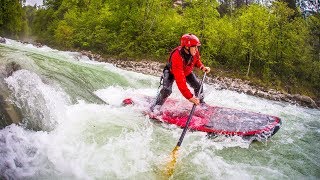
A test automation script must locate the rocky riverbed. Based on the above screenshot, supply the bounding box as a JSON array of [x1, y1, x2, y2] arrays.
[[80, 50, 319, 109]]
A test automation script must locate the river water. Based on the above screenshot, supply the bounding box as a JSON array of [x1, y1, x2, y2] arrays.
[[0, 39, 319, 179]]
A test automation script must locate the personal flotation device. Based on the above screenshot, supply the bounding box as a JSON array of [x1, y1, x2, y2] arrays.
[[163, 46, 204, 99]]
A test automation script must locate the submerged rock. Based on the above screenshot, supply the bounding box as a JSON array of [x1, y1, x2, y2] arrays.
[[0, 62, 23, 128], [5, 62, 21, 77], [0, 37, 6, 43]]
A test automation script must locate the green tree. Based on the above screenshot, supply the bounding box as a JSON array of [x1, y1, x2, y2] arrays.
[[0, 0, 26, 38], [32, 8, 57, 44], [303, 14, 320, 96], [208, 16, 240, 69], [55, 20, 74, 48], [27, 0, 320, 98], [23, 5, 37, 38], [181, 0, 220, 64], [235, 4, 270, 77], [268, 2, 312, 90], [307, 14, 320, 62]]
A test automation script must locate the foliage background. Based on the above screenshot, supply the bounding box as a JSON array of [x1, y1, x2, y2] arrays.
[[1, 0, 320, 99]]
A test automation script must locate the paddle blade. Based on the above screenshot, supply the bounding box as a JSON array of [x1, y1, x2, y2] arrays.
[[165, 146, 180, 176]]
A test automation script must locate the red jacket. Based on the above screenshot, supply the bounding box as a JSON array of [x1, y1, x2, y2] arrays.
[[169, 46, 204, 99]]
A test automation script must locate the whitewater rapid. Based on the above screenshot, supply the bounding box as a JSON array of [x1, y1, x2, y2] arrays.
[[0, 39, 319, 179]]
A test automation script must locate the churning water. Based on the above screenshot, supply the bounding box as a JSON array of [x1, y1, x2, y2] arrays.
[[0, 39, 319, 179]]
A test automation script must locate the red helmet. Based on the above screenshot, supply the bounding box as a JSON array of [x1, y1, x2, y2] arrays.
[[180, 34, 201, 47]]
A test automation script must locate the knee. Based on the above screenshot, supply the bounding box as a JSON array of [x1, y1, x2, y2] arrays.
[[161, 88, 172, 96]]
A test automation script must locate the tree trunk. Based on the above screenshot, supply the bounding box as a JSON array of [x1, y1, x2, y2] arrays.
[[246, 50, 251, 77]]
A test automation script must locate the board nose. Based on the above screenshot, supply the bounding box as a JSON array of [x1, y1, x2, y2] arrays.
[[122, 98, 134, 106]]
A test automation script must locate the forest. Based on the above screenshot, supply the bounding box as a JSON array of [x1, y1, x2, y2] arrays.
[[1, 0, 320, 99]]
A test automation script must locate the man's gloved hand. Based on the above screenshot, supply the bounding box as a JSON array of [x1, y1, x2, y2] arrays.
[[202, 66, 210, 73], [188, 96, 200, 105]]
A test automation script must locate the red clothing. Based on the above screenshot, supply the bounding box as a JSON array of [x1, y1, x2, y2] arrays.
[[169, 46, 204, 99]]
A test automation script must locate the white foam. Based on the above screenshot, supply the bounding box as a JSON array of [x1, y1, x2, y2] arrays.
[[5, 70, 70, 130], [1, 39, 320, 179]]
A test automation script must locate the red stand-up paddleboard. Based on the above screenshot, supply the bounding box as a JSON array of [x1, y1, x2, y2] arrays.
[[122, 96, 281, 141]]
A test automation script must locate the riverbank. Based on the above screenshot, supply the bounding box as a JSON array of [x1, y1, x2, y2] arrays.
[[78, 50, 319, 109], [3, 38, 319, 109]]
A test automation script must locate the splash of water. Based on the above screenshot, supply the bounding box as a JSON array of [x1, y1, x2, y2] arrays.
[[0, 39, 319, 179]]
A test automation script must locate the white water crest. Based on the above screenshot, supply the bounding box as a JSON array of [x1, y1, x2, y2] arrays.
[[0, 39, 319, 179], [5, 69, 70, 131]]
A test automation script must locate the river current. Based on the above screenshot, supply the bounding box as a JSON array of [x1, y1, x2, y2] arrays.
[[0, 39, 319, 179]]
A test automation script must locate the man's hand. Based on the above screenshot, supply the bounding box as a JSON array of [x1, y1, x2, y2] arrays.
[[188, 97, 200, 105], [202, 66, 210, 73]]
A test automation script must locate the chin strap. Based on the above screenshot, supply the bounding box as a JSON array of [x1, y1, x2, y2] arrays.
[[183, 47, 191, 55], [181, 48, 192, 65]]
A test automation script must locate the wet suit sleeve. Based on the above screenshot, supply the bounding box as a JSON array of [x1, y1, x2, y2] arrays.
[[171, 52, 193, 99]]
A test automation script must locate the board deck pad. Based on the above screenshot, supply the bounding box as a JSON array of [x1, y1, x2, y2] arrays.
[[123, 96, 281, 140]]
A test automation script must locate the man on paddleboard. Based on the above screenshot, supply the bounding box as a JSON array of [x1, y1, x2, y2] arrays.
[[152, 34, 210, 110]]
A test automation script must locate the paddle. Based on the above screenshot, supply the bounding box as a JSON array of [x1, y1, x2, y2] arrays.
[[165, 72, 207, 176]]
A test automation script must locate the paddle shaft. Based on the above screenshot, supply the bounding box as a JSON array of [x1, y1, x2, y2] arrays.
[[176, 72, 206, 147], [176, 104, 196, 147]]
